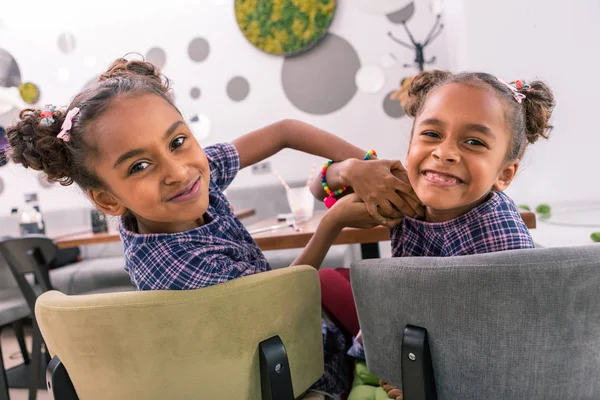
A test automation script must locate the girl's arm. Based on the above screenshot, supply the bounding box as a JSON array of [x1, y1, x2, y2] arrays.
[[232, 119, 423, 222], [290, 194, 402, 269], [311, 158, 424, 222], [232, 119, 365, 169]]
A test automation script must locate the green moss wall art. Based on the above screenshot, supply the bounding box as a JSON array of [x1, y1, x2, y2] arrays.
[[235, 0, 336, 56]]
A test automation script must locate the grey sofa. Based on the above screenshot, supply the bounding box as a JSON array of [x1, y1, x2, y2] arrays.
[[351, 245, 600, 399]]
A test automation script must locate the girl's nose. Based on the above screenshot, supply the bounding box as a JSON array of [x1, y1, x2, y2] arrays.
[[163, 161, 188, 185], [432, 141, 460, 164]]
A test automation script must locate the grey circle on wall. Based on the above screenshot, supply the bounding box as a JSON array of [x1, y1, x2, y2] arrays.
[[57, 32, 77, 54], [0, 177, 4, 196], [386, 2, 415, 24], [145, 47, 167, 69], [0, 49, 22, 87], [282, 34, 360, 115], [383, 90, 405, 118], [38, 174, 54, 189], [226, 77, 250, 102], [188, 38, 210, 62], [190, 87, 201, 99]]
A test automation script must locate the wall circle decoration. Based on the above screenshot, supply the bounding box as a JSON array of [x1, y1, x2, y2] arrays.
[[57, 32, 77, 54], [386, 2, 415, 24], [0, 49, 22, 88], [189, 114, 211, 141], [383, 90, 405, 118], [348, 0, 412, 15], [188, 38, 210, 62], [190, 87, 201, 99], [145, 47, 167, 69], [19, 82, 40, 104], [226, 76, 250, 102], [235, 0, 336, 56], [282, 33, 359, 115], [355, 65, 385, 93]]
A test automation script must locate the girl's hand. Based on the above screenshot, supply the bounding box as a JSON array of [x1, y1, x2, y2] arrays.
[[326, 193, 403, 229], [379, 380, 403, 400], [342, 159, 424, 224]]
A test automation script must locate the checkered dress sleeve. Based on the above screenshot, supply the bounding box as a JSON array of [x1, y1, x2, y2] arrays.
[[203, 143, 240, 191]]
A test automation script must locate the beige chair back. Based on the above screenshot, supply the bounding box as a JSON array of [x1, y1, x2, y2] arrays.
[[36, 266, 323, 399]]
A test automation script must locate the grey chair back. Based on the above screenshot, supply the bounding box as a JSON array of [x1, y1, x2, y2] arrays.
[[351, 245, 600, 400], [0, 236, 57, 313]]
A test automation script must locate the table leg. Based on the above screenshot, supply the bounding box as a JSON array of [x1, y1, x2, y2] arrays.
[[360, 243, 380, 259]]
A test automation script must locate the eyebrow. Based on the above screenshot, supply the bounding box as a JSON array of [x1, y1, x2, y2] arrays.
[[464, 123, 494, 138], [113, 120, 185, 168], [419, 118, 494, 137]]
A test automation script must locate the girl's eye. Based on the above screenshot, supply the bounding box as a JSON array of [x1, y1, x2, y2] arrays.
[[465, 139, 486, 147], [129, 162, 150, 175], [171, 136, 186, 151], [422, 131, 441, 138]]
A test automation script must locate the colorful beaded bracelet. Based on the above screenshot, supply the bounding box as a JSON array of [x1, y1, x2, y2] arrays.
[[322, 149, 377, 209]]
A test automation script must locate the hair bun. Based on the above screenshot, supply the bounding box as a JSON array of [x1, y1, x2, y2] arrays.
[[6, 108, 73, 184], [522, 80, 555, 144], [404, 70, 452, 117], [98, 58, 169, 94]]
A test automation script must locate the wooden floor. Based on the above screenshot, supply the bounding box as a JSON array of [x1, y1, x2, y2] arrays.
[[1, 326, 51, 400]]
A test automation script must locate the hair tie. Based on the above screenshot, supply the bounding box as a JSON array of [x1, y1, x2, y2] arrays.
[[496, 77, 526, 104], [39, 104, 56, 126], [57, 107, 80, 142]]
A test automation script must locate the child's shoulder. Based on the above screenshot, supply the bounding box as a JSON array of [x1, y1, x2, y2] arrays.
[[472, 191, 534, 250], [204, 142, 239, 166], [204, 142, 240, 191], [486, 191, 522, 217]]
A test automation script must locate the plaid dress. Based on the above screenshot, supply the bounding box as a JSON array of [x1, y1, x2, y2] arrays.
[[348, 190, 534, 360], [119, 143, 346, 395], [390, 190, 534, 257]]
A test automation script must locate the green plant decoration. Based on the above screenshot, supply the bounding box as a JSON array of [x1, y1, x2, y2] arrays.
[[235, 0, 336, 56]]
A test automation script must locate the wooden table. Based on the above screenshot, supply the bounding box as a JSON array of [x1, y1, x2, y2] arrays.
[[249, 211, 389, 251], [249, 210, 537, 258], [53, 208, 256, 249]]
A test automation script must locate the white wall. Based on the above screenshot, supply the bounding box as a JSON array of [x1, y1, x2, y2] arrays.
[[0, 0, 449, 214], [444, 0, 600, 207]]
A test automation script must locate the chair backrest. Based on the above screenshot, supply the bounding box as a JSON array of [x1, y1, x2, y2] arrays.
[[0, 236, 57, 311], [0, 251, 18, 290], [35, 265, 324, 400], [350, 245, 600, 400]]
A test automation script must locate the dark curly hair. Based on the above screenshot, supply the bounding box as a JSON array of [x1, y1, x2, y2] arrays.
[[6, 58, 175, 189], [403, 70, 555, 160]]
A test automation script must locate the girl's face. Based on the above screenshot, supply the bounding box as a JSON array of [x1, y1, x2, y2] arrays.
[[87, 93, 210, 234], [406, 83, 519, 222]]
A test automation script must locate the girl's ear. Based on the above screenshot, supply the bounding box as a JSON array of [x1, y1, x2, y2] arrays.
[[87, 189, 127, 216], [493, 159, 520, 191]]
